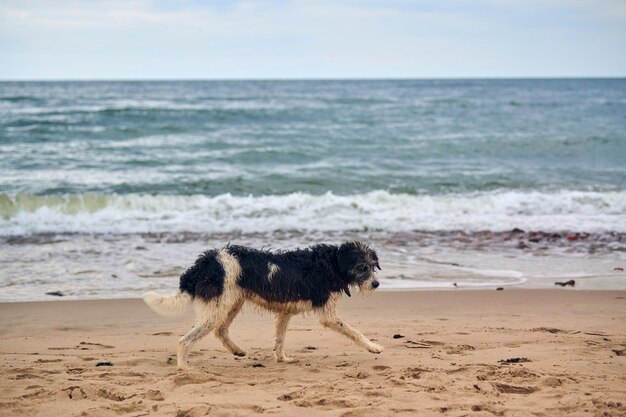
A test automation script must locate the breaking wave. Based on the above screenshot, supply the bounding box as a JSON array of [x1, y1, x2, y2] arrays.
[[1, 190, 624, 236]]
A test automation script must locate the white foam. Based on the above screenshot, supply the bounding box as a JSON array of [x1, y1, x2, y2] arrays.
[[4, 99, 294, 115], [1, 189, 625, 236]]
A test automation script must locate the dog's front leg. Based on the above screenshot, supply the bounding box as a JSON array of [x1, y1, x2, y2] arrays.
[[319, 311, 383, 354], [274, 313, 296, 362]]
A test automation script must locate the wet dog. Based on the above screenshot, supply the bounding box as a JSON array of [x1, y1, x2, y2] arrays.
[[143, 241, 383, 369]]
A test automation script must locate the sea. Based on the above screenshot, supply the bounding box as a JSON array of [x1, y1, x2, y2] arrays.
[[1, 79, 625, 301]]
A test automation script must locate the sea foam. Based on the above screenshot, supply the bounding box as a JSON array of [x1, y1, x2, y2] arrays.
[[1, 190, 624, 236]]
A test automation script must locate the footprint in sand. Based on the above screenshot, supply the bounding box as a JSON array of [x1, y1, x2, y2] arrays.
[[50, 342, 115, 350], [492, 382, 539, 394], [532, 327, 565, 334], [176, 405, 212, 417], [404, 340, 445, 349], [445, 344, 475, 355], [77, 342, 115, 349], [364, 390, 392, 398], [63, 386, 87, 400], [543, 377, 563, 387], [14, 373, 43, 380], [402, 366, 431, 380], [19, 389, 55, 400], [277, 390, 304, 402], [173, 372, 220, 387], [97, 387, 134, 402], [107, 402, 147, 415], [143, 389, 165, 401], [591, 398, 625, 416], [63, 385, 135, 402]]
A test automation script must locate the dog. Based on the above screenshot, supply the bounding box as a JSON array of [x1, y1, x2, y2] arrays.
[[143, 241, 383, 369]]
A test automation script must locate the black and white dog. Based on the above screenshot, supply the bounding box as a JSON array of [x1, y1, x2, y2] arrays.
[[143, 241, 383, 369]]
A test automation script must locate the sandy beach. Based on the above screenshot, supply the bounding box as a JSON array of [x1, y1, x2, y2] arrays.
[[1, 290, 625, 416]]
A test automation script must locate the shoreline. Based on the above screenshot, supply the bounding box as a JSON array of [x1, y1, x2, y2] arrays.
[[2, 230, 625, 302], [0, 286, 618, 305], [2, 290, 625, 416]]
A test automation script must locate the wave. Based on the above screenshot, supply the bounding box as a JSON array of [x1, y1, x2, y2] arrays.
[[1, 190, 625, 236], [3, 99, 302, 116]]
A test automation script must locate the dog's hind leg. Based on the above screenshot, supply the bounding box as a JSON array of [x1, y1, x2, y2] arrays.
[[318, 304, 383, 354], [214, 297, 246, 357], [274, 313, 295, 362], [178, 302, 216, 370]]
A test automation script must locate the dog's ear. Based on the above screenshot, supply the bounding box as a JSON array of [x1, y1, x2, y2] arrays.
[[337, 242, 358, 276], [372, 251, 382, 270]]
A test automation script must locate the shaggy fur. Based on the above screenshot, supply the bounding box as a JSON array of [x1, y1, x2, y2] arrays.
[[143, 241, 383, 369]]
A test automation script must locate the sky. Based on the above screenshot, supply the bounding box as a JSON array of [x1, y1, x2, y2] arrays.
[[0, 0, 625, 80]]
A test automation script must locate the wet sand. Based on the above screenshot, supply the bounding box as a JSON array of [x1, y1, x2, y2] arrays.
[[2, 231, 626, 302], [1, 290, 625, 416]]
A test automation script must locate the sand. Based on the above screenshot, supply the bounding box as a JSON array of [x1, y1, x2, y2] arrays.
[[1, 290, 625, 417]]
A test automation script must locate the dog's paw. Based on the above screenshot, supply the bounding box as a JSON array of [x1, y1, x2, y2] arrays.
[[367, 343, 384, 354], [233, 350, 246, 357]]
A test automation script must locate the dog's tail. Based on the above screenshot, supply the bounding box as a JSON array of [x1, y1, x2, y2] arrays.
[[142, 291, 192, 317]]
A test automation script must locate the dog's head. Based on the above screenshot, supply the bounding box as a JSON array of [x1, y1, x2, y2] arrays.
[[337, 241, 381, 294]]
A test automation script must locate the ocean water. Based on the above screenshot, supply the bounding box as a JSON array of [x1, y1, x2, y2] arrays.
[[1, 79, 625, 301]]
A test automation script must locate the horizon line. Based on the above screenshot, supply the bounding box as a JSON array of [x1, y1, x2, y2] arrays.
[[1, 76, 625, 82]]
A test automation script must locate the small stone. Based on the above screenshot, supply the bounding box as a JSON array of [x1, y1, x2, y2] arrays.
[[471, 405, 481, 411]]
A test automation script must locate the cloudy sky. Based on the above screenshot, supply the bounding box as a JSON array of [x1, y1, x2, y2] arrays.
[[1, 0, 625, 79]]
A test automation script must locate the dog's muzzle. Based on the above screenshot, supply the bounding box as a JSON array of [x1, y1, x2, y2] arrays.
[[359, 276, 380, 294]]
